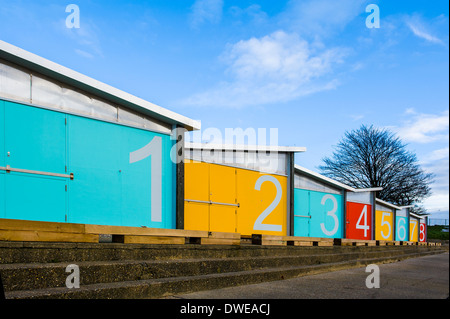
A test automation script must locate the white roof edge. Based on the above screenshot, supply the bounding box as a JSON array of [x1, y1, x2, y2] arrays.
[[351, 187, 383, 193], [294, 165, 354, 191], [0, 40, 200, 131], [186, 142, 307, 153], [375, 198, 402, 210], [410, 212, 426, 219]]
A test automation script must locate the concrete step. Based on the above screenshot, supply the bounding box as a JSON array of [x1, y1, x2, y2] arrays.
[[0, 241, 442, 264], [4, 249, 445, 299], [1, 248, 430, 291]]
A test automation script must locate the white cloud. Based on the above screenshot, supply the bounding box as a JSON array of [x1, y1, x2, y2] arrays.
[[75, 49, 94, 59], [57, 17, 104, 59], [229, 4, 268, 25], [405, 108, 416, 115], [424, 194, 449, 214], [189, 0, 224, 28], [405, 15, 445, 45], [280, 0, 367, 37], [421, 151, 449, 215], [349, 114, 365, 121], [390, 110, 449, 215], [407, 22, 443, 44], [422, 147, 449, 191], [394, 110, 449, 144], [423, 156, 449, 215], [423, 147, 450, 164], [180, 30, 346, 108]]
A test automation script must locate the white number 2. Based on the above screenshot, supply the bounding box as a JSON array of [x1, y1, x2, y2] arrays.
[[356, 205, 370, 237], [253, 175, 282, 232], [320, 195, 339, 236]]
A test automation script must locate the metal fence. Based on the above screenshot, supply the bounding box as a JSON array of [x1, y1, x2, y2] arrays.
[[427, 219, 449, 226]]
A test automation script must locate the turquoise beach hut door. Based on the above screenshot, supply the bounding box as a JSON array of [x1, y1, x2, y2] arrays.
[[3, 101, 68, 223]]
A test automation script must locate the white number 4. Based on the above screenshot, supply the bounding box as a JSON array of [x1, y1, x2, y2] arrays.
[[356, 205, 370, 237]]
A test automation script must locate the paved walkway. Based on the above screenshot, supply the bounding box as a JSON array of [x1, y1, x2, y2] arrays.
[[168, 252, 449, 299]]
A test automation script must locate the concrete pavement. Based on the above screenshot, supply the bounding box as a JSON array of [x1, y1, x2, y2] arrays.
[[167, 252, 449, 299]]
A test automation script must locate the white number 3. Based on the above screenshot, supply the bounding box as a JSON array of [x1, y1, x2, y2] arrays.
[[320, 194, 339, 236]]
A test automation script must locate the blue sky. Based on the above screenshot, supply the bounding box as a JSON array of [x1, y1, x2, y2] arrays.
[[0, 0, 448, 219]]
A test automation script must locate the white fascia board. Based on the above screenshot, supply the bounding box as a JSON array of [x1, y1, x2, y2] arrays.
[[351, 187, 383, 193], [410, 212, 426, 219], [186, 142, 307, 153], [0, 40, 200, 131]]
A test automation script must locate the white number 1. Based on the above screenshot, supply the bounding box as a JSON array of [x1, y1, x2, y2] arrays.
[[130, 136, 162, 223]]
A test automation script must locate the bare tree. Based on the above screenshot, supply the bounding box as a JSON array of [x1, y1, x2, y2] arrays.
[[319, 125, 433, 214]]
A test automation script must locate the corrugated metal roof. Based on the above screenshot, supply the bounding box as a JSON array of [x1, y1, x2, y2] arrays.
[[0, 40, 200, 131], [375, 198, 402, 210], [295, 165, 355, 191], [294, 165, 383, 193]]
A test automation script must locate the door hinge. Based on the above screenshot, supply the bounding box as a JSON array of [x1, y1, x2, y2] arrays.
[[65, 185, 67, 192]]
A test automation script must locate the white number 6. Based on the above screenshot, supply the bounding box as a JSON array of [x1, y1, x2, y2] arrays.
[[397, 218, 406, 240]]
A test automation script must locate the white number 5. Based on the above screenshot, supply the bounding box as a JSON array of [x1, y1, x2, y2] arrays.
[[380, 212, 391, 239]]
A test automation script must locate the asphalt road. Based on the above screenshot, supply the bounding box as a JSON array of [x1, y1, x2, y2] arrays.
[[168, 252, 449, 299]]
